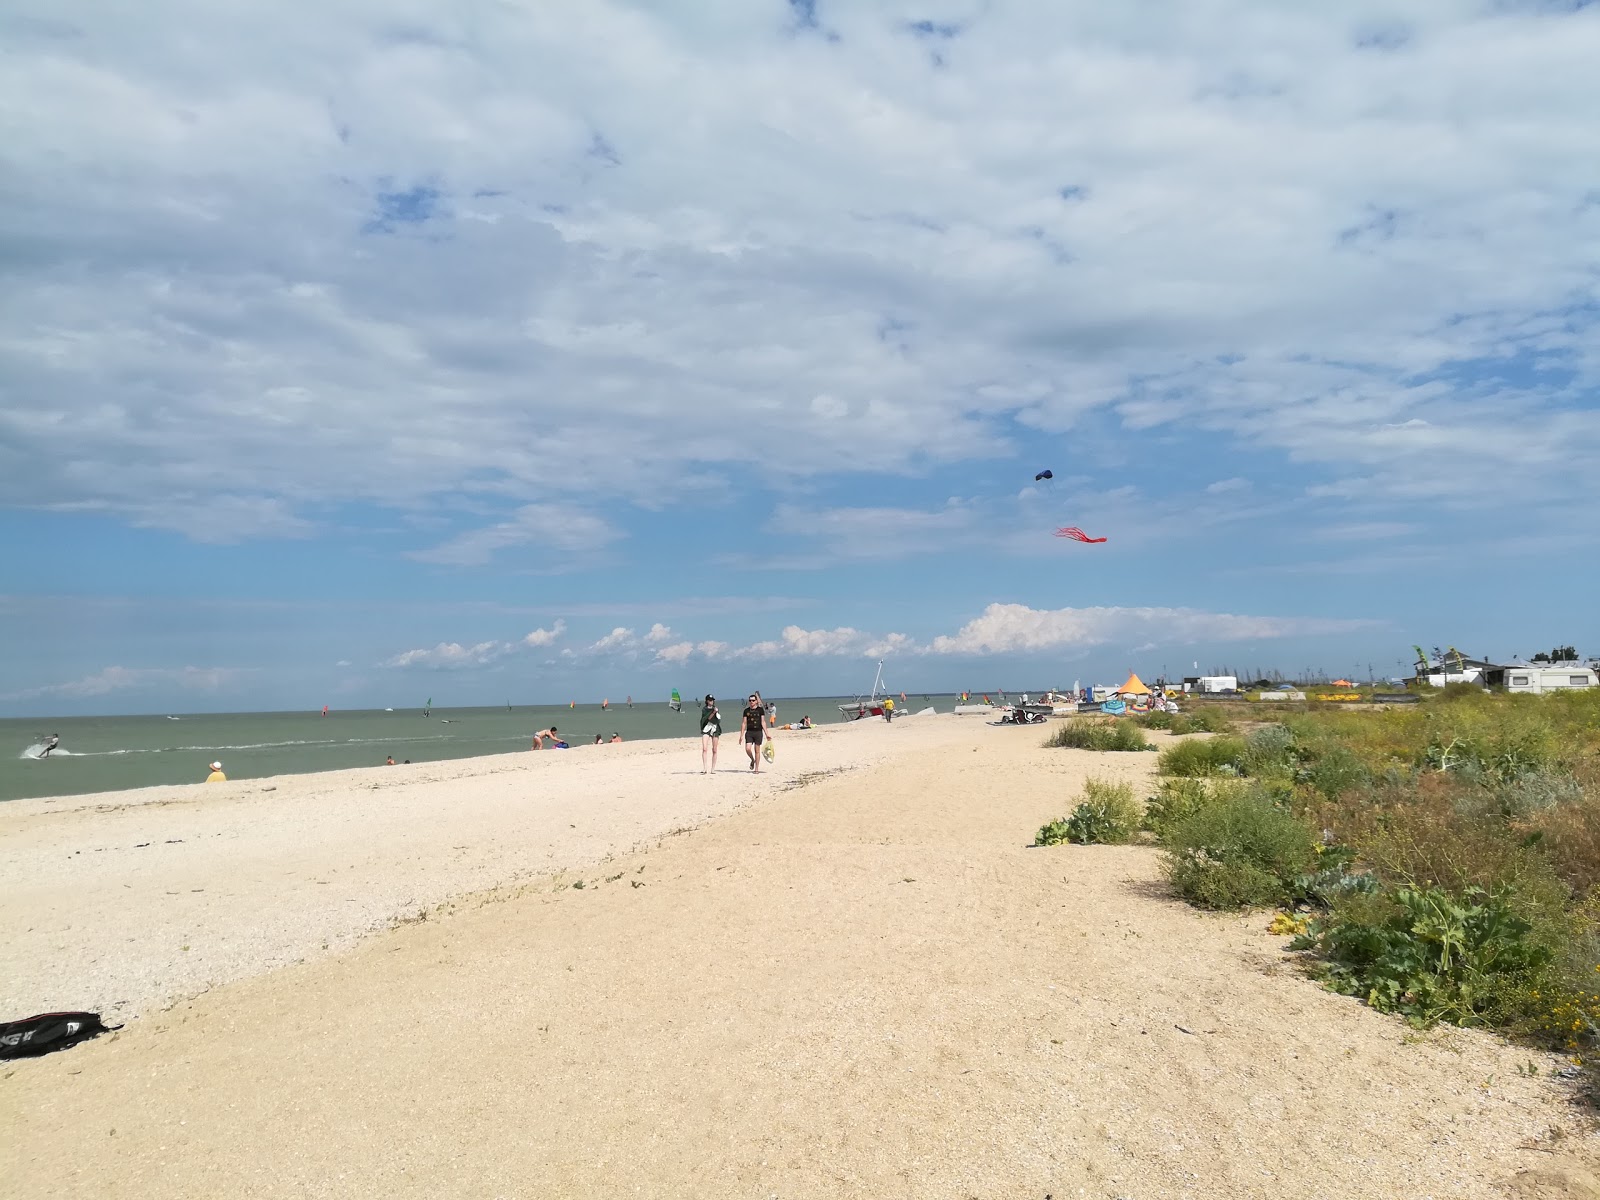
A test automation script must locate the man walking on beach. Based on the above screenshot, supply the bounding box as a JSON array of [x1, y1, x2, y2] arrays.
[[741, 693, 766, 773], [883, 697, 895, 723]]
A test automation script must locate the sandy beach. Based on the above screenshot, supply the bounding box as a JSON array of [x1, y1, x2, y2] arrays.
[[5, 715, 1595, 1198]]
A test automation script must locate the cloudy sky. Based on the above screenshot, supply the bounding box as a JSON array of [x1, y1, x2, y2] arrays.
[[2, 0, 1598, 715]]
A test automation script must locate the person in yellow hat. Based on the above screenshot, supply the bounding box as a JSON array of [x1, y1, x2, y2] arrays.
[[206, 760, 227, 783]]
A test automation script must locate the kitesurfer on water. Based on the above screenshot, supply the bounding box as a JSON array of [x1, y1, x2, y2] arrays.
[[40, 733, 60, 759]]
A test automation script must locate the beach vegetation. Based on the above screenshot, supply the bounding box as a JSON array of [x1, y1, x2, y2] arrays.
[[1045, 719, 1151, 753], [1035, 778, 1142, 846], [1161, 786, 1320, 909], [1143, 776, 1240, 840], [1157, 735, 1248, 777], [1145, 685, 1600, 1097], [1136, 709, 1237, 736]]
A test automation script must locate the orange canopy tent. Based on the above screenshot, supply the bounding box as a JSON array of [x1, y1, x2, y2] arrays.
[[1331, 679, 1354, 687], [1116, 672, 1152, 696]]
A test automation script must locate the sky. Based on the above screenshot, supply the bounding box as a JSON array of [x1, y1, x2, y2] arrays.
[[2, 0, 1598, 716]]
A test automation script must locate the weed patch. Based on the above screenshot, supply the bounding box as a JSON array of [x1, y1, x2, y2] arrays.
[[1158, 736, 1248, 778], [1046, 720, 1151, 753], [1035, 778, 1142, 846], [1161, 787, 1319, 909]]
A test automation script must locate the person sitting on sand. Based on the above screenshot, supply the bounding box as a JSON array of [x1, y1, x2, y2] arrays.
[[386, 755, 395, 765], [206, 760, 226, 783], [533, 726, 559, 749], [699, 695, 722, 774], [610, 732, 622, 743], [742, 693, 766, 773], [594, 734, 604, 745]]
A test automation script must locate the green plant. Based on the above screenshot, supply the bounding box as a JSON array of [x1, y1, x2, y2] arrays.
[[1158, 736, 1248, 778], [1295, 885, 1554, 1028], [1037, 778, 1142, 845], [1144, 776, 1238, 840], [1242, 724, 1297, 776], [1045, 720, 1150, 753], [1161, 787, 1320, 909], [1305, 746, 1371, 800], [1035, 817, 1073, 846]]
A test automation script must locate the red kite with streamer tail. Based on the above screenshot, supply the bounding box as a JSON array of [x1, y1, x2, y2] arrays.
[[1054, 526, 1107, 544]]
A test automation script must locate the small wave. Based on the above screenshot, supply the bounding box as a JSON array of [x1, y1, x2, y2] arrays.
[[20, 744, 79, 760], [20, 733, 466, 760]]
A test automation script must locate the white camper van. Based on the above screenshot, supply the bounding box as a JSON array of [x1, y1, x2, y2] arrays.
[[1491, 665, 1598, 695]]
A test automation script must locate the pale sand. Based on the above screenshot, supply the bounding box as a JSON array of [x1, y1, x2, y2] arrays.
[[5, 716, 1596, 1198]]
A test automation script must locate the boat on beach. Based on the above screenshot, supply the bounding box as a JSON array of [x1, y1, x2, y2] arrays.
[[840, 661, 894, 720]]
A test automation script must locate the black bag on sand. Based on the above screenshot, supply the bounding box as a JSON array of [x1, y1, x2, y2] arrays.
[[0, 1011, 115, 1059]]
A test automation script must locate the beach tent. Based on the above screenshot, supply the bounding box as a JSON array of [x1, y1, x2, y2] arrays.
[[1332, 679, 1354, 687], [1116, 672, 1152, 696]]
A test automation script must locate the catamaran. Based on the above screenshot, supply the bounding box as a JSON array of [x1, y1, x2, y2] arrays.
[[839, 661, 893, 720]]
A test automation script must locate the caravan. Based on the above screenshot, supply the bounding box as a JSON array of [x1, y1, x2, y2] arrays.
[[1488, 664, 1598, 695]]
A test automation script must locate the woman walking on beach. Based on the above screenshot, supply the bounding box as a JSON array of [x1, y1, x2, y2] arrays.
[[699, 694, 723, 774], [741, 693, 766, 773]]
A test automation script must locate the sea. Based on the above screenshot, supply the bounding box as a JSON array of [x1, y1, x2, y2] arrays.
[[1, 696, 955, 804]]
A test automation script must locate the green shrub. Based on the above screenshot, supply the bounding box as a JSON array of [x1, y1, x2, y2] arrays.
[[1493, 768, 1584, 820], [1158, 736, 1248, 777], [1144, 776, 1238, 841], [1035, 817, 1073, 846], [1161, 787, 1320, 909], [1136, 709, 1238, 736], [1036, 778, 1142, 846], [1295, 885, 1555, 1028], [1183, 709, 1237, 735], [1045, 719, 1150, 753], [1305, 746, 1371, 800], [1242, 724, 1297, 775]]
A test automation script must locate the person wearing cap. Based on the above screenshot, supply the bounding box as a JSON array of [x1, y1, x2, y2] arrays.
[[699, 695, 722, 774], [206, 761, 227, 783]]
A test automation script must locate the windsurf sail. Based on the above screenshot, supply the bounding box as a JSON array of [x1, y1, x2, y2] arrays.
[[423, 697, 432, 717], [669, 689, 682, 712]]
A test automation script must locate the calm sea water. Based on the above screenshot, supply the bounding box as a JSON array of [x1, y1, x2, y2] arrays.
[[1, 695, 954, 803]]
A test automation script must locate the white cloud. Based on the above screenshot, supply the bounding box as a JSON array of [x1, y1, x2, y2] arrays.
[[520, 620, 566, 647], [5, 1, 1596, 548], [385, 619, 567, 668], [589, 627, 636, 653], [2, 665, 241, 702], [642, 623, 675, 644], [1206, 478, 1250, 494], [382, 640, 510, 670], [409, 506, 622, 568], [653, 641, 695, 664], [925, 604, 1376, 656]]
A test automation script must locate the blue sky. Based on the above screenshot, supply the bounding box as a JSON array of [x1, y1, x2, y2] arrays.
[[2, 1, 1598, 715]]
